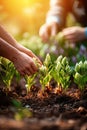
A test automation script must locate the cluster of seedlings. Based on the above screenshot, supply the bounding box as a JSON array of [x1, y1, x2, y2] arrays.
[[0, 53, 87, 94]]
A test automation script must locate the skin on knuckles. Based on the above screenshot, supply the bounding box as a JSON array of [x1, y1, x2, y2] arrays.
[[31, 63, 38, 72], [29, 59, 37, 71], [17, 68, 25, 76], [20, 64, 31, 76], [26, 62, 37, 75]]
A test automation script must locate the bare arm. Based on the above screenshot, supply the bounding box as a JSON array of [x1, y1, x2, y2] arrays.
[[46, 0, 70, 27], [0, 37, 38, 75], [0, 25, 42, 64], [39, 0, 70, 42], [0, 25, 19, 49], [0, 25, 29, 53], [0, 37, 19, 62]]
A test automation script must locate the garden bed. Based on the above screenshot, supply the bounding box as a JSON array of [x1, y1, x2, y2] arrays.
[[0, 80, 87, 130], [0, 36, 87, 130]]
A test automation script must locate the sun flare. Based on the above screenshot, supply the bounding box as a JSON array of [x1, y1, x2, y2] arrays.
[[0, 0, 36, 15]]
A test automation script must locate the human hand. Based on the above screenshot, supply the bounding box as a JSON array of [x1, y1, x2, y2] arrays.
[[62, 26, 86, 43], [39, 22, 59, 42], [13, 51, 38, 76], [25, 49, 42, 66]]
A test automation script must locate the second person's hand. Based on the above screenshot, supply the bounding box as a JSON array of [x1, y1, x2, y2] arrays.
[[39, 22, 59, 42], [62, 26, 86, 43]]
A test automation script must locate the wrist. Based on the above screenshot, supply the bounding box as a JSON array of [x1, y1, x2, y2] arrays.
[[46, 16, 61, 25]]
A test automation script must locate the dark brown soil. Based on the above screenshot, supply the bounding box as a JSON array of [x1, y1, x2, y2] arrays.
[[0, 80, 87, 130]]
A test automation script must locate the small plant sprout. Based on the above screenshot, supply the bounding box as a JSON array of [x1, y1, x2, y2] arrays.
[[0, 58, 15, 91], [52, 55, 72, 91], [24, 57, 41, 93], [59, 56, 72, 90], [39, 54, 52, 91], [39, 65, 52, 91], [74, 61, 87, 90], [50, 55, 62, 91], [44, 53, 52, 68], [25, 74, 37, 93]]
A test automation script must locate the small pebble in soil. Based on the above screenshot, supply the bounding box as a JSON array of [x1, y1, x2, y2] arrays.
[[25, 105, 31, 108]]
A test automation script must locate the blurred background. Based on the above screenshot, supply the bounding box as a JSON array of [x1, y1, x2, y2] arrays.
[[1, 0, 86, 63], [0, 0, 51, 59], [0, 0, 49, 36]]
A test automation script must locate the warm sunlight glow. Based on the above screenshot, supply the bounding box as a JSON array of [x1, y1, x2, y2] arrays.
[[0, 0, 49, 34], [0, 0, 34, 15]]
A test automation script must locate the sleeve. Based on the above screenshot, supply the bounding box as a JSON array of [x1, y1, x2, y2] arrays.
[[46, 0, 71, 28]]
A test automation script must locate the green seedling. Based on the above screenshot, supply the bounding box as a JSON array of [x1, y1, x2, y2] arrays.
[[39, 65, 52, 91], [39, 54, 53, 91], [24, 57, 41, 93], [51, 55, 72, 90], [25, 74, 37, 93], [0, 58, 15, 91], [74, 61, 87, 90]]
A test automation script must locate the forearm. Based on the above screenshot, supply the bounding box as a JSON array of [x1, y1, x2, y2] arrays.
[[0, 37, 20, 62], [0, 25, 35, 55], [46, 0, 69, 27], [0, 25, 21, 49]]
